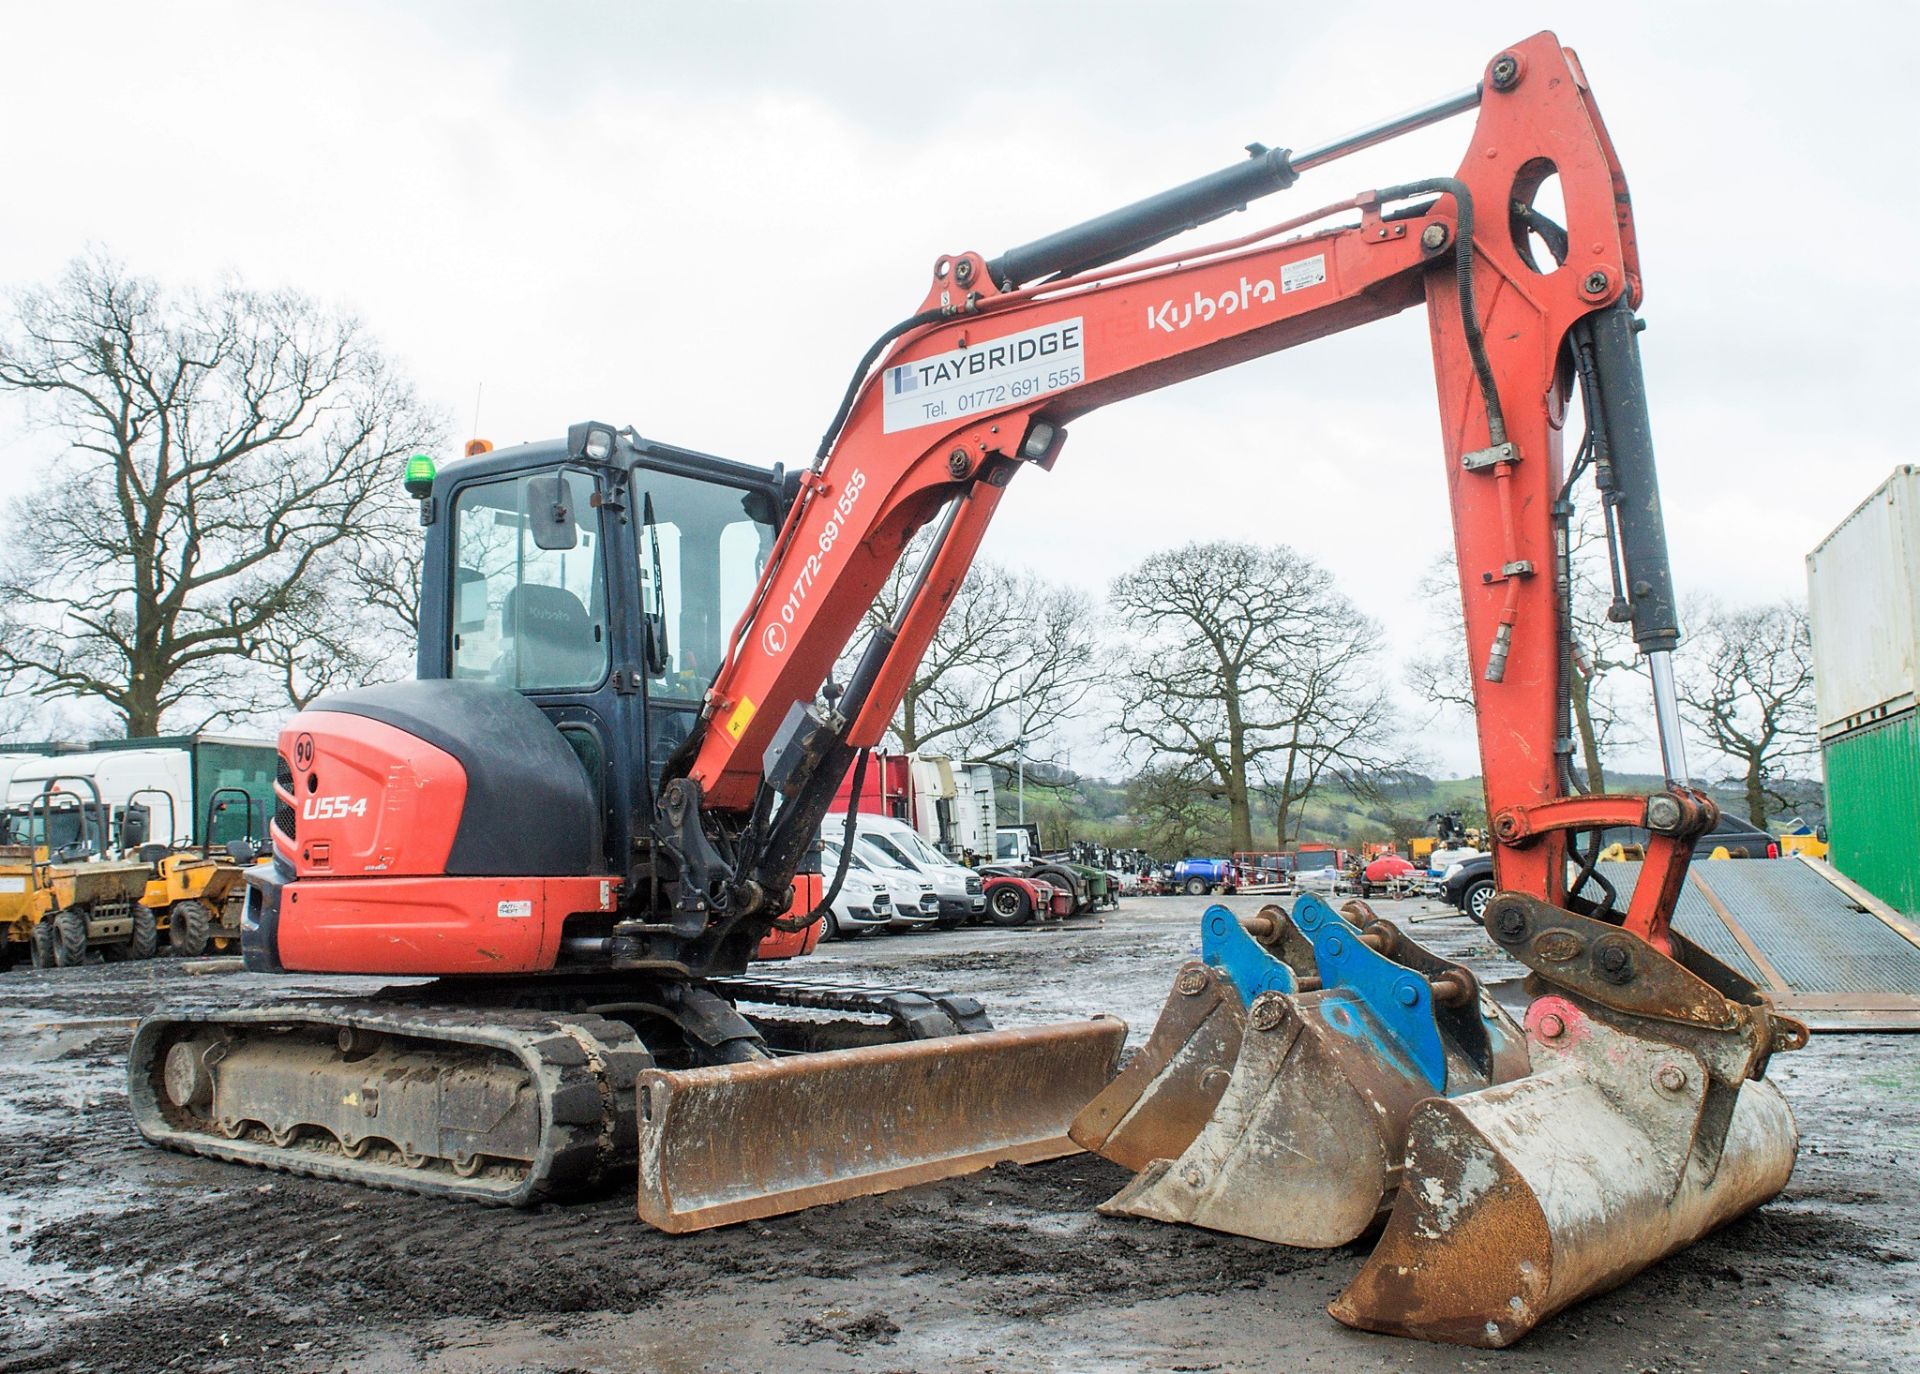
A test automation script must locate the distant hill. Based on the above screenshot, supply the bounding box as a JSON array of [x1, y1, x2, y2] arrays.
[[995, 765, 1823, 856]]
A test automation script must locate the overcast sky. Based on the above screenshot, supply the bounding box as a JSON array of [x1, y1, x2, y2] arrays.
[[2, 1, 1913, 776]]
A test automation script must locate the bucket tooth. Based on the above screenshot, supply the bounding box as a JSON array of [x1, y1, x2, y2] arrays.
[[636, 1017, 1125, 1232], [1331, 993, 1798, 1346]]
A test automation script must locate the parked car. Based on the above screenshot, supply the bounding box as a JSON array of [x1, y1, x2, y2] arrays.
[[1171, 857, 1238, 896], [1439, 854, 1496, 920], [822, 832, 940, 931], [1597, 813, 1781, 860]]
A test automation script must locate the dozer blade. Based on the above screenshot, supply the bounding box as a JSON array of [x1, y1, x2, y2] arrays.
[[1092, 895, 1529, 1247], [636, 1016, 1126, 1232], [1331, 993, 1798, 1347], [1069, 905, 1301, 1170]]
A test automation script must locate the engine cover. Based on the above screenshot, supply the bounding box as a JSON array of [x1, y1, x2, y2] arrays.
[[279, 679, 602, 879]]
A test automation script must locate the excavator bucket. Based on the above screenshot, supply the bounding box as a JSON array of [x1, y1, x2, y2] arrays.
[[1084, 896, 1529, 1247], [1332, 993, 1798, 1346], [1069, 905, 1303, 1170], [636, 1017, 1126, 1232]]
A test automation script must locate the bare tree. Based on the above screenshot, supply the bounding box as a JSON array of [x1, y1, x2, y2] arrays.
[[1108, 541, 1403, 854], [850, 536, 1099, 765], [0, 254, 441, 735], [1676, 599, 1816, 829], [1122, 762, 1226, 858], [1403, 502, 1638, 790]]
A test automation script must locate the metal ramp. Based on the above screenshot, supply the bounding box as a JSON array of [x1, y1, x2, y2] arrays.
[[1595, 856, 1920, 1030]]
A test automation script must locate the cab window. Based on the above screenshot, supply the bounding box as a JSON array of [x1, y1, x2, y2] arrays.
[[634, 469, 776, 702], [450, 469, 609, 692]]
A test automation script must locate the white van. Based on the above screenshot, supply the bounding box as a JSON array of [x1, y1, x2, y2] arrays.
[[813, 837, 895, 939], [820, 821, 940, 931], [832, 812, 984, 928]]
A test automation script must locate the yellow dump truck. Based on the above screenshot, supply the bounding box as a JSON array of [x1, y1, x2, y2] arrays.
[[0, 779, 156, 969], [138, 787, 266, 956]]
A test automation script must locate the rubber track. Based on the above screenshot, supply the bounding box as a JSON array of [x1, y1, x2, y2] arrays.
[[711, 974, 994, 1035], [128, 1002, 651, 1207]]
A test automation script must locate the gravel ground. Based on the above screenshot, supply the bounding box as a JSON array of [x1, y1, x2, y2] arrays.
[[1, 894, 1914, 1373]]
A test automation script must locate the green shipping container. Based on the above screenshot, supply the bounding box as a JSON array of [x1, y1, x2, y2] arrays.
[[1823, 708, 1920, 917]]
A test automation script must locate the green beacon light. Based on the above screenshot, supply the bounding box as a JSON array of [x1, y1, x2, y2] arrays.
[[403, 452, 437, 499]]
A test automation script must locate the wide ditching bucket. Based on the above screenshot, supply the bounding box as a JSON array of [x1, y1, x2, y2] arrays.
[[1074, 897, 1529, 1248], [636, 1016, 1126, 1232], [1331, 992, 1798, 1347], [1326, 889, 1806, 1345]]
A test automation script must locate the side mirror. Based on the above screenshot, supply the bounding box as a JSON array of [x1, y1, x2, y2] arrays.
[[1816, 823, 1829, 844], [525, 473, 578, 551], [454, 566, 490, 632]]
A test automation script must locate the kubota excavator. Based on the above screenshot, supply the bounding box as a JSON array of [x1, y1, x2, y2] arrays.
[[130, 31, 1804, 1347]]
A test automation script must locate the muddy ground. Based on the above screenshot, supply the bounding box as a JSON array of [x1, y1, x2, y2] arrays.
[[1, 894, 1914, 1373]]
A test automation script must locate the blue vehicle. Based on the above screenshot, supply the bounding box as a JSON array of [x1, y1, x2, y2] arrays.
[[1171, 856, 1238, 896]]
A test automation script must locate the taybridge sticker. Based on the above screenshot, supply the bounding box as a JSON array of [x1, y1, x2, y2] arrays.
[[882, 318, 1084, 434], [1146, 253, 1326, 333]]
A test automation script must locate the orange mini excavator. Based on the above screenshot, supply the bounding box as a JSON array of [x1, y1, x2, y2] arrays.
[[131, 32, 1802, 1347]]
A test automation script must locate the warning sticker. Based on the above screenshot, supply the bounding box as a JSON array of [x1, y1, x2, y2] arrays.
[[497, 899, 533, 918], [726, 695, 758, 740], [1280, 254, 1326, 294], [882, 317, 1084, 434], [0, 876, 23, 894]]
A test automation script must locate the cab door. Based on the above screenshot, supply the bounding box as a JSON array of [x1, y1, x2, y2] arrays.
[[444, 464, 645, 875]]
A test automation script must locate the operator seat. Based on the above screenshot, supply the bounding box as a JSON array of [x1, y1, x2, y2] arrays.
[[499, 584, 604, 690]]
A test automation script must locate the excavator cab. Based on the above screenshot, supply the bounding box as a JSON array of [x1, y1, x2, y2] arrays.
[[425, 428, 787, 876]]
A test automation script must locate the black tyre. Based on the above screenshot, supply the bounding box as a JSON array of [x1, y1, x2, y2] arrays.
[[169, 899, 213, 957], [29, 919, 56, 969], [820, 907, 842, 941], [129, 905, 158, 960], [1183, 877, 1207, 896], [1463, 878, 1495, 923], [53, 909, 88, 967], [1035, 867, 1081, 916], [988, 886, 1033, 927]]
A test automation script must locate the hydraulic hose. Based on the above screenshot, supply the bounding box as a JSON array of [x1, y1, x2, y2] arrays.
[[814, 308, 948, 466], [1378, 177, 1507, 446], [798, 747, 869, 927]]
